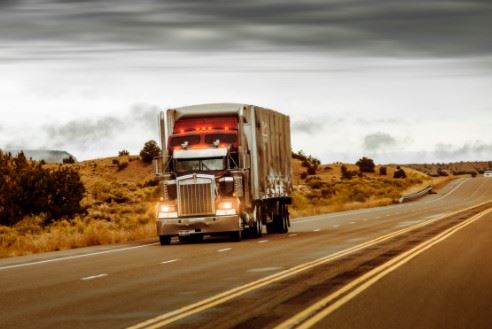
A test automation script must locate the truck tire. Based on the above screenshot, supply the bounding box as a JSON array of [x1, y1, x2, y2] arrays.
[[230, 230, 242, 242], [159, 235, 171, 245], [249, 206, 262, 238], [248, 219, 263, 238], [278, 213, 288, 233], [255, 218, 263, 237], [277, 204, 289, 233]]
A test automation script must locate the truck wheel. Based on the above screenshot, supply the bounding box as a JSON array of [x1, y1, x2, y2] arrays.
[[230, 230, 242, 242], [266, 222, 276, 234], [278, 214, 288, 233], [159, 235, 171, 245], [255, 219, 263, 237], [249, 206, 262, 238]]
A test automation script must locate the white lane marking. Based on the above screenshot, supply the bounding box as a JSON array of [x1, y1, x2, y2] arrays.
[[247, 267, 283, 273], [332, 225, 340, 228], [288, 234, 298, 237], [349, 222, 356, 224], [313, 229, 321, 232], [81, 273, 108, 281], [258, 240, 269, 244], [217, 248, 232, 253], [386, 214, 391, 217], [425, 213, 446, 220], [0, 242, 159, 271], [161, 259, 179, 265], [426, 178, 467, 204]]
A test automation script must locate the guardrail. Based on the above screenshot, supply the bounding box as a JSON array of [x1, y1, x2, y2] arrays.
[[399, 185, 433, 203]]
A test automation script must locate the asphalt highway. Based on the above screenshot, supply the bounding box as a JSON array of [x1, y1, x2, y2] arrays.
[[1, 177, 491, 329]]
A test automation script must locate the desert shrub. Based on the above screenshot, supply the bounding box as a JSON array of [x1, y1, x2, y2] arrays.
[[393, 167, 407, 179], [112, 159, 120, 165], [143, 178, 159, 187], [341, 165, 357, 180], [348, 187, 368, 202], [140, 140, 161, 163], [62, 155, 76, 164], [118, 150, 130, 156], [117, 161, 129, 171], [0, 151, 85, 226], [321, 186, 336, 198], [307, 166, 317, 175], [292, 150, 307, 161], [356, 157, 375, 173], [294, 150, 320, 175], [471, 172, 477, 178], [300, 171, 308, 180], [379, 166, 387, 176], [307, 180, 323, 189], [437, 168, 449, 176]]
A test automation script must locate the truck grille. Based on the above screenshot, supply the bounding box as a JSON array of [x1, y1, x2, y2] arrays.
[[177, 178, 214, 216]]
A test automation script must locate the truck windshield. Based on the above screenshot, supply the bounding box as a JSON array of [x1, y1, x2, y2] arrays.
[[175, 158, 225, 172]]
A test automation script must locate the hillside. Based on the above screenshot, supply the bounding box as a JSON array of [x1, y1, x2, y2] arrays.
[[404, 161, 491, 177], [1, 155, 439, 257], [290, 160, 432, 217], [3, 149, 77, 163]]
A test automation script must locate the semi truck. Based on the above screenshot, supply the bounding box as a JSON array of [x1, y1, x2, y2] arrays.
[[153, 103, 292, 245]]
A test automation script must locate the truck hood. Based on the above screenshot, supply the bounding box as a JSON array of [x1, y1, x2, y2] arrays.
[[173, 147, 227, 159]]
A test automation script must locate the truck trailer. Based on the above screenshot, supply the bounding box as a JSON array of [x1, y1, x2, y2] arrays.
[[153, 103, 292, 245]]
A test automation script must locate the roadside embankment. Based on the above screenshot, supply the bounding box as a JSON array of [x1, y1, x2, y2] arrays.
[[0, 156, 450, 258]]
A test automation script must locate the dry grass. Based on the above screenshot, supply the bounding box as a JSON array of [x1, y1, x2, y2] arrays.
[[1, 156, 441, 258], [0, 155, 159, 258], [290, 161, 431, 219]]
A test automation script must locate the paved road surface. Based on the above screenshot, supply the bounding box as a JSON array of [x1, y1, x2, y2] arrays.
[[0, 177, 491, 329]]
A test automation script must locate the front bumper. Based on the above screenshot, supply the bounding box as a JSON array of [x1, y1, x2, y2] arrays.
[[156, 215, 240, 236]]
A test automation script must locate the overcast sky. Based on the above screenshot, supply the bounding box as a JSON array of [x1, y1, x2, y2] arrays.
[[1, 0, 491, 163]]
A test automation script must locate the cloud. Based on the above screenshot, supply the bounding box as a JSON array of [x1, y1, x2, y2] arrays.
[[45, 116, 125, 148], [363, 132, 397, 150], [43, 103, 159, 149], [1, 0, 491, 58], [291, 114, 345, 134], [434, 141, 492, 159], [291, 119, 325, 134], [130, 103, 160, 130]]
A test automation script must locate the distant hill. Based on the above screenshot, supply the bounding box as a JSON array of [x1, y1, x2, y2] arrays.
[[2, 150, 77, 163], [404, 161, 492, 176]]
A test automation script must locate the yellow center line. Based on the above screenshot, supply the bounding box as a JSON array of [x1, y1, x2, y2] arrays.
[[275, 207, 492, 329], [127, 201, 492, 329]]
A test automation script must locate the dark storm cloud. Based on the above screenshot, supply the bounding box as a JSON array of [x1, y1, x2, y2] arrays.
[[45, 116, 125, 146], [364, 132, 397, 150], [43, 103, 159, 147], [130, 103, 160, 130], [292, 119, 326, 134], [1, 0, 491, 57], [434, 141, 492, 159], [292, 115, 344, 134]]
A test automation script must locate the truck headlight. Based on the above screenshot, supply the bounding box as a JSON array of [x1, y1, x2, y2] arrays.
[[158, 202, 177, 219], [216, 200, 237, 216]]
